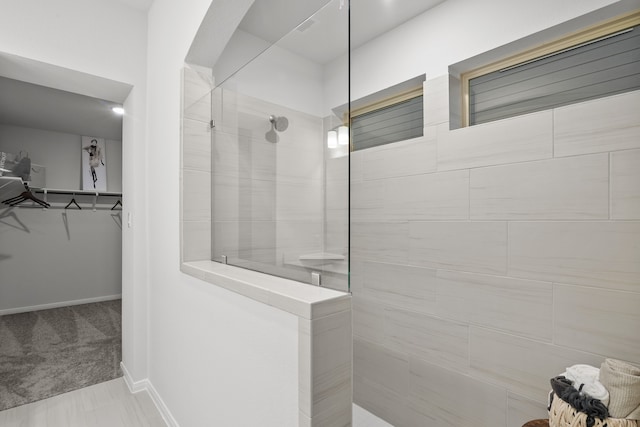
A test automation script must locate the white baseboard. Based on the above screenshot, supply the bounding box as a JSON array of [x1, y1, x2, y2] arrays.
[[120, 362, 180, 427], [0, 294, 122, 315]]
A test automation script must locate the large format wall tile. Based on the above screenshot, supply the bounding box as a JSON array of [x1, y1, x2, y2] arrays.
[[212, 131, 278, 180], [361, 133, 437, 181], [182, 221, 211, 262], [354, 338, 409, 397], [554, 90, 640, 157], [183, 118, 211, 172], [276, 180, 323, 222], [554, 284, 640, 365], [354, 374, 409, 427], [408, 356, 507, 427], [351, 221, 408, 264], [182, 169, 211, 222], [362, 261, 438, 315], [352, 294, 386, 345], [409, 221, 507, 275], [212, 175, 275, 221], [353, 170, 469, 221], [183, 66, 212, 123], [435, 270, 552, 341], [385, 169, 469, 220], [385, 308, 468, 371], [423, 76, 449, 127], [310, 311, 352, 418], [436, 110, 553, 171], [611, 149, 640, 220], [351, 150, 364, 183], [470, 327, 604, 402], [508, 222, 640, 292], [507, 392, 549, 427], [351, 180, 386, 221], [470, 154, 609, 220]]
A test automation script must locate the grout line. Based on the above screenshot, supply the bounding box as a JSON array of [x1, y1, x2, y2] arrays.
[[608, 152, 612, 220], [551, 109, 555, 158]]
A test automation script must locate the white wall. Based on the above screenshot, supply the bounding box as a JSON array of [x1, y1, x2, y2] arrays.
[[0, 208, 123, 314], [323, 0, 622, 106], [0, 0, 149, 382], [0, 124, 122, 191], [149, 0, 306, 425]]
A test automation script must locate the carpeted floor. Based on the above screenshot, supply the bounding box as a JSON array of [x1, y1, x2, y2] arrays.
[[0, 299, 122, 411]]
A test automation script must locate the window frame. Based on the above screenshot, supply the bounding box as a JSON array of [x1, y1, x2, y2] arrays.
[[349, 85, 424, 151], [460, 10, 640, 127]]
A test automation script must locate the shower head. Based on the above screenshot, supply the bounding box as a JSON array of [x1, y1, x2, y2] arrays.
[[269, 115, 289, 132]]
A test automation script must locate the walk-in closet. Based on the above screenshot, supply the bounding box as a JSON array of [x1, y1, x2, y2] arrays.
[[0, 71, 125, 410]]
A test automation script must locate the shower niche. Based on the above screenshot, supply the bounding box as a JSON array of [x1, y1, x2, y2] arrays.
[[203, 0, 350, 291]]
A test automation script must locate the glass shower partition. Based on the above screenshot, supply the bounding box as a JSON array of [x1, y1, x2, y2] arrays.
[[209, 0, 350, 291]]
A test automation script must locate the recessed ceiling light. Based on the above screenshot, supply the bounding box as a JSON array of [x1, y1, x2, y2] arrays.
[[112, 107, 125, 115]]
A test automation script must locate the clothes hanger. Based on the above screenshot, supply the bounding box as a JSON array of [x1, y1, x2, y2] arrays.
[[110, 200, 122, 210], [2, 183, 50, 208], [64, 194, 82, 210]]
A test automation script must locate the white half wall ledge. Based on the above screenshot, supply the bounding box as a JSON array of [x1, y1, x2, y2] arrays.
[[180, 260, 350, 320]]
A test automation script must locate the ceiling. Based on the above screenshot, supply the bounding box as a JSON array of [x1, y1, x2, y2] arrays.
[[241, 0, 447, 64], [0, 77, 124, 141], [112, 0, 154, 11], [0, 0, 445, 140]]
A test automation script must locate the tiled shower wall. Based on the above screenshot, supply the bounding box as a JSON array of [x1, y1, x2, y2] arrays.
[[210, 86, 325, 275], [181, 65, 213, 263], [351, 76, 640, 427]]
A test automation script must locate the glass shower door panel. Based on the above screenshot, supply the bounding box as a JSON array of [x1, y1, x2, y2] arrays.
[[211, 0, 349, 291]]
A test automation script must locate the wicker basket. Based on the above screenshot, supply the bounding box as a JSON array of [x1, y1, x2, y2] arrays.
[[549, 393, 639, 427]]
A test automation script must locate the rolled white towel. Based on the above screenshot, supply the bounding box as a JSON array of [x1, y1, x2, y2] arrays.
[[600, 358, 640, 420], [563, 364, 610, 406]]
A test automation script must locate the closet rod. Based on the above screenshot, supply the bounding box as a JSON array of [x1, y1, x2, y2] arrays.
[[32, 188, 122, 197]]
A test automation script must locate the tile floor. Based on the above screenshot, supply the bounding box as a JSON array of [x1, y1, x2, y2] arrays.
[[0, 378, 389, 427], [0, 378, 166, 427]]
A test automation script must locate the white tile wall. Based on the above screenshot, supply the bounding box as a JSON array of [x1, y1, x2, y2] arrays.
[[361, 134, 437, 181], [182, 169, 211, 222], [354, 338, 409, 396], [435, 270, 553, 341], [385, 169, 469, 220], [183, 66, 212, 123], [408, 221, 507, 275], [611, 148, 640, 220], [470, 154, 609, 220], [469, 327, 604, 402], [182, 118, 211, 172], [508, 221, 640, 292], [361, 261, 437, 315], [408, 356, 507, 427], [311, 310, 352, 418], [554, 90, 640, 157], [352, 294, 386, 345], [354, 374, 408, 427], [507, 392, 549, 427], [351, 75, 640, 427], [553, 284, 640, 365], [423, 76, 449, 127], [351, 221, 408, 264], [437, 110, 553, 171], [182, 221, 211, 262], [385, 308, 469, 371]]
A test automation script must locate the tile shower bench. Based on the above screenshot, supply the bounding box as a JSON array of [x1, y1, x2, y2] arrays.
[[181, 260, 352, 427]]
